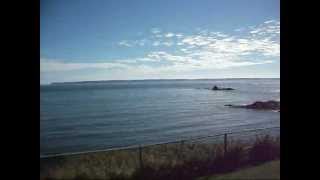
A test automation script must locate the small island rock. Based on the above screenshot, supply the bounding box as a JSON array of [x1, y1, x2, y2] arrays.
[[212, 85, 234, 91]]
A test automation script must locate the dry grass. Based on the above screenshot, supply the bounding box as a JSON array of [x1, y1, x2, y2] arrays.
[[40, 135, 280, 180], [198, 160, 280, 180]]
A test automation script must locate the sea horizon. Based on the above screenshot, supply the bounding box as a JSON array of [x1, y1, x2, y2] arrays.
[[41, 77, 280, 86]]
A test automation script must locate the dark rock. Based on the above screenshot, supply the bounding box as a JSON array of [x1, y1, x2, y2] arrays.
[[226, 100, 280, 111], [224, 88, 234, 90], [224, 104, 242, 108], [212, 85, 219, 90], [212, 85, 234, 91], [246, 100, 280, 110]]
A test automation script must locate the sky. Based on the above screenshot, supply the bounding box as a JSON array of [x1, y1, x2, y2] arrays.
[[40, 0, 279, 84]]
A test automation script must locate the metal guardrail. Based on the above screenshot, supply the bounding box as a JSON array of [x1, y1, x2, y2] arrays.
[[40, 126, 280, 159]]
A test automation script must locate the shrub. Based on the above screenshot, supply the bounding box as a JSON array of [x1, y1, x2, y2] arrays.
[[249, 135, 280, 164], [210, 145, 245, 174]]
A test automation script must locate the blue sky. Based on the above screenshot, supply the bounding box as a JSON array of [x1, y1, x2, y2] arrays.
[[41, 0, 279, 84]]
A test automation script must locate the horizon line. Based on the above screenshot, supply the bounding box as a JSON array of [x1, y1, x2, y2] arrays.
[[41, 77, 280, 85]]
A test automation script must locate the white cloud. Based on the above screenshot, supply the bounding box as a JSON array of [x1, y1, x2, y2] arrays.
[[151, 28, 161, 34], [155, 34, 163, 38], [152, 41, 161, 46], [43, 20, 279, 82], [234, 28, 245, 32], [210, 32, 228, 38], [264, 20, 276, 24], [118, 40, 132, 47], [117, 20, 279, 71], [162, 42, 173, 46], [175, 33, 183, 38], [135, 39, 147, 46], [118, 39, 147, 47], [41, 58, 130, 72], [181, 35, 212, 46], [146, 51, 191, 63], [165, 33, 175, 38], [180, 48, 189, 53], [249, 20, 280, 36], [143, 20, 279, 71]]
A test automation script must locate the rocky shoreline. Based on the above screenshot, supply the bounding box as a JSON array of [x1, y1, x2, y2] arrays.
[[203, 85, 280, 112], [225, 100, 280, 112]]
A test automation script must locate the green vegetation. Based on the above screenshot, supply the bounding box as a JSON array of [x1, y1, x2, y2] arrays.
[[198, 160, 280, 180], [40, 135, 280, 180]]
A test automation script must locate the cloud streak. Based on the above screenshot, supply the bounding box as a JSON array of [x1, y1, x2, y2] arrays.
[[41, 59, 130, 72]]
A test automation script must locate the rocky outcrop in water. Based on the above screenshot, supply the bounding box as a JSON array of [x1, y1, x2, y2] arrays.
[[225, 100, 280, 111], [211, 85, 234, 91]]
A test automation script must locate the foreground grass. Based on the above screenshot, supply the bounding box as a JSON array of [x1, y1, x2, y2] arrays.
[[40, 135, 280, 180], [198, 160, 280, 180]]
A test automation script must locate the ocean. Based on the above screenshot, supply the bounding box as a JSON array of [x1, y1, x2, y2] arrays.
[[40, 78, 280, 156]]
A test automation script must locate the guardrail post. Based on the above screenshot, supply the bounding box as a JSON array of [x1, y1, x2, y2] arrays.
[[224, 134, 228, 155], [139, 145, 143, 169]]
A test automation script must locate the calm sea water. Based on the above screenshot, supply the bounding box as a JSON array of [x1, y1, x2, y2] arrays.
[[40, 79, 280, 155]]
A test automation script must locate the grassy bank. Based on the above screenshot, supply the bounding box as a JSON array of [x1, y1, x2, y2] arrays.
[[40, 135, 280, 180]]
